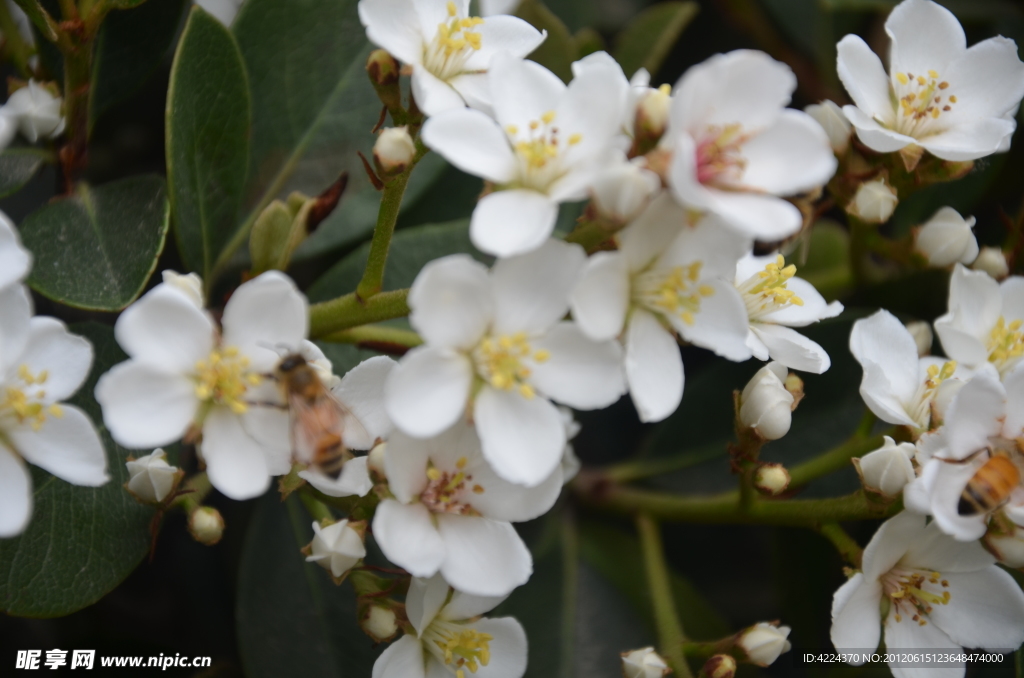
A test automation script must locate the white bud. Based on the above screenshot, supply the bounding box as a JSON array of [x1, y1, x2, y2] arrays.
[[189, 507, 225, 545], [984, 523, 1024, 568], [854, 436, 916, 496], [635, 85, 671, 138], [367, 442, 387, 477], [849, 179, 898, 224], [739, 363, 794, 441], [306, 519, 366, 579], [804, 100, 851, 154], [702, 654, 737, 678], [620, 647, 670, 678], [4, 80, 65, 142], [374, 126, 416, 175], [161, 270, 204, 308], [904, 321, 933, 357], [738, 622, 792, 667], [915, 206, 978, 267], [754, 463, 790, 496], [125, 449, 180, 504], [590, 161, 661, 223], [973, 246, 1010, 279], [362, 605, 398, 641]]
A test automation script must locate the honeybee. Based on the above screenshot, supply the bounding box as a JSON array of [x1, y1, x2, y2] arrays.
[[950, 450, 1021, 516], [275, 353, 352, 479]]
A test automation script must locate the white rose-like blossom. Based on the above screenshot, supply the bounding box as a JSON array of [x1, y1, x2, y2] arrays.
[[836, 0, 1024, 161], [621, 647, 670, 678], [372, 574, 527, 678], [3, 80, 65, 143], [386, 239, 625, 486], [95, 271, 308, 500], [306, 519, 366, 579], [0, 209, 31, 292], [422, 53, 624, 256], [372, 420, 561, 596], [125, 449, 179, 504], [739, 363, 794, 441], [855, 436, 916, 496], [662, 49, 837, 241], [737, 622, 792, 666], [358, 0, 544, 117], [831, 511, 1024, 678], [915, 206, 979, 267], [0, 285, 108, 538]]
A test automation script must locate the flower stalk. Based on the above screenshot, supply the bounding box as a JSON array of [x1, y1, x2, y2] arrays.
[[636, 512, 693, 678], [815, 522, 863, 568], [309, 288, 411, 338]]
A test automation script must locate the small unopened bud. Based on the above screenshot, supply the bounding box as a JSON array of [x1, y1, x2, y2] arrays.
[[305, 519, 366, 582], [984, 521, 1024, 568], [737, 622, 792, 667], [366, 49, 399, 86], [854, 436, 915, 497], [783, 373, 804, 408], [374, 127, 416, 176], [739, 363, 794, 441], [973, 246, 1010, 279], [633, 85, 671, 151], [702, 654, 736, 678], [905, 321, 933, 357], [161, 271, 204, 308], [361, 605, 399, 642], [620, 647, 670, 678], [848, 179, 898, 224], [4, 80, 65, 142], [754, 463, 790, 496], [125, 449, 182, 504], [367, 442, 387, 478], [914, 206, 978, 267], [189, 507, 225, 546], [590, 160, 661, 223], [804, 100, 851, 154]]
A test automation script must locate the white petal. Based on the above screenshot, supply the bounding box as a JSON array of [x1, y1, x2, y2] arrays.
[[491, 239, 585, 336], [299, 456, 373, 498], [929, 568, 1024, 650], [334, 355, 397, 448], [700, 190, 804, 241], [490, 53, 566, 136], [886, 0, 965, 78], [358, 0, 423, 65], [942, 37, 1024, 124], [943, 369, 1004, 457], [836, 35, 895, 123], [475, 386, 565, 486], [463, 15, 545, 70], [437, 515, 531, 596], [751, 324, 831, 374], [928, 461, 989, 541], [0, 212, 31, 291], [386, 346, 472, 439], [464, 453, 562, 522], [934, 264, 1001, 366], [411, 67, 469, 116], [669, 279, 752, 362], [617, 192, 686, 273], [1003, 363, 1024, 436], [94, 361, 198, 448], [200, 408, 272, 500], [407, 574, 450, 635], [421, 109, 517, 183], [222, 271, 308, 373], [758, 277, 843, 327], [902, 520, 996, 573], [863, 510, 923, 580], [0, 444, 32, 538], [738, 110, 837, 195], [884, 610, 961, 678], [448, 73, 493, 114], [409, 254, 492, 351], [470, 190, 559, 258], [842, 105, 915, 153], [441, 589, 507, 622], [372, 500, 446, 578], [383, 429, 431, 503], [9, 405, 108, 486], [850, 310, 920, 424], [625, 309, 683, 423], [372, 635, 426, 678], [530, 322, 626, 409], [18, 317, 92, 403], [830, 574, 882, 654], [919, 117, 1017, 162], [655, 212, 752, 279], [569, 251, 630, 341], [114, 284, 214, 372], [471, 617, 528, 678], [0, 284, 32, 376]]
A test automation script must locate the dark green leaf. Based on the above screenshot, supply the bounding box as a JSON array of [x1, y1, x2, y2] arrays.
[[106, 0, 151, 7], [90, 0, 189, 127], [236, 493, 378, 678], [515, 0, 576, 81], [0, 323, 154, 618], [166, 6, 251, 279], [11, 0, 57, 42], [613, 1, 698, 78], [0, 147, 50, 198], [21, 175, 170, 311]]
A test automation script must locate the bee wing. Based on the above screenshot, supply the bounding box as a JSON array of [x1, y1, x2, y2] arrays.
[[288, 389, 347, 465]]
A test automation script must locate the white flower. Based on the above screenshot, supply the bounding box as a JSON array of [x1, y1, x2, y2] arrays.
[[662, 50, 837, 241], [589, 158, 661, 223], [194, 0, 244, 25], [830, 511, 1024, 677], [372, 420, 561, 595], [735, 253, 843, 373], [855, 436, 916, 496], [915, 206, 979, 267], [621, 647, 670, 678], [306, 519, 366, 579], [738, 622, 792, 666], [95, 271, 308, 500], [836, 0, 1024, 161], [358, 0, 544, 117], [739, 363, 794, 441], [934, 264, 1024, 374], [422, 53, 624, 256], [375, 126, 417, 175], [372, 574, 527, 678], [386, 239, 625, 486], [848, 178, 898, 224], [570, 194, 752, 423], [3, 80, 65, 143], [905, 320, 933, 357], [973, 246, 1010, 279], [0, 285, 108, 538], [805, 100, 852, 154], [850, 309, 962, 432], [125, 449, 179, 503], [0, 209, 31, 292]]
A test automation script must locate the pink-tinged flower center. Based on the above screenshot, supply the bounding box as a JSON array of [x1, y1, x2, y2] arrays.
[[881, 566, 950, 626], [695, 124, 747, 186], [891, 70, 958, 138], [419, 457, 484, 515]]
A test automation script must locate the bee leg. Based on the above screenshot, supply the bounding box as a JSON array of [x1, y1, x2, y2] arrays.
[[245, 400, 288, 410]]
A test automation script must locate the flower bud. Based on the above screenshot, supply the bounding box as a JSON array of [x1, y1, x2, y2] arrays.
[[367, 442, 387, 478], [804, 100, 851, 154], [754, 463, 790, 496], [854, 436, 916, 496], [360, 604, 399, 642], [702, 654, 736, 678], [848, 179, 898, 224], [739, 363, 794, 441], [590, 161, 661, 223], [984, 521, 1024, 568], [633, 84, 671, 150], [4, 80, 65, 142], [306, 519, 366, 581], [737, 622, 792, 667], [366, 49, 399, 86], [125, 449, 182, 504], [374, 127, 416, 177], [973, 246, 1010, 279], [904, 321, 933, 357], [620, 647, 670, 678], [914, 206, 978, 267], [189, 507, 225, 546], [161, 270, 204, 308]]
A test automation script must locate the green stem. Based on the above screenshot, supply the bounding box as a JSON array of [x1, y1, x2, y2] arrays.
[[356, 169, 412, 300], [788, 431, 888, 489], [11, 0, 59, 43], [564, 215, 619, 253], [309, 289, 410, 338], [172, 472, 212, 513], [299, 490, 334, 524], [0, 1, 34, 76], [320, 324, 422, 350], [636, 513, 693, 678], [816, 522, 863, 568], [560, 508, 579, 678]]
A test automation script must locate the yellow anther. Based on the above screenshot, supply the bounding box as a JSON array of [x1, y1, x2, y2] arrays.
[[939, 81, 949, 89], [658, 83, 671, 95], [446, 1, 456, 15], [698, 285, 715, 297], [427, 467, 442, 481], [897, 72, 910, 85], [48, 404, 63, 418], [916, 75, 926, 85], [567, 133, 582, 145], [541, 111, 555, 124], [928, 69, 938, 78], [988, 317, 1024, 369], [529, 120, 539, 130], [519, 383, 535, 399], [472, 485, 484, 494], [533, 350, 550, 363], [681, 311, 695, 325], [474, 333, 539, 396], [505, 125, 518, 135], [193, 346, 260, 413], [456, 457, 468, 470], [949, 95, 957, 103]]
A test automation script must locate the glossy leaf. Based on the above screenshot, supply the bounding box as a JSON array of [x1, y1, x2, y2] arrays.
[[0, 147, 49, 198], [613, 1, 698, 78], [20, 175, 170, 311], [515, 0, 576, 81]]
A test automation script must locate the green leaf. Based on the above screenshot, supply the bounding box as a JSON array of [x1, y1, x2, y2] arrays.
[[20, 175, 170, 311], [0, 323, 154, 618], [613, 1, 698, 78], [515, 0, 577, 81], [166, 6, 251, 279], [11, 0, 57, 42], [237, 493, 378, 678], [0, 147, 49, 198], [106, 0, 152, 7], [90, 0, 189, 127]]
